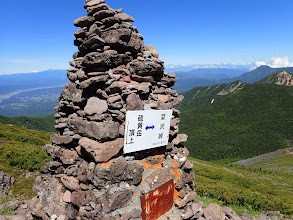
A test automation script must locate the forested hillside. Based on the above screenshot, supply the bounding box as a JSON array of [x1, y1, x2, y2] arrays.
[[179, 83, 293, 161]]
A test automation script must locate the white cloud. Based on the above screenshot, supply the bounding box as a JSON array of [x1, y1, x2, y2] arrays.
[[250, 55, 293, 70]]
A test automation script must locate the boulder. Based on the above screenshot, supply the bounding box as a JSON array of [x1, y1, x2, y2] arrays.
[[50, 134, 73, 145], [43, 144, 80, 165], [61, 175, 80, 191]]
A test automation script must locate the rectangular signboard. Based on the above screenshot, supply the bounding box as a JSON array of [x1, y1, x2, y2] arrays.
[[141, 179, 175, 220], [124, 110, 172, 154]]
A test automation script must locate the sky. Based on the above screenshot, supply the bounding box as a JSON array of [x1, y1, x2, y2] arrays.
[[1, 0, 293, 74]]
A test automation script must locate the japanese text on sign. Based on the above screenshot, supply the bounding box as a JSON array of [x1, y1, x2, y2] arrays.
[[124, 110, 173, 154]]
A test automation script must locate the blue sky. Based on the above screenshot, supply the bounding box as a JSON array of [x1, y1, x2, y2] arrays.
[[1, 0, 293, 74]]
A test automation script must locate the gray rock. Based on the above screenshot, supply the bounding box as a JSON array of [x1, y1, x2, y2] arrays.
[[50, 134, 73, 145], [80, 36, 105, 51], [101, 28, 144, 53], [84, 0, 105, 9], [74, 16, 95, 28], [0, 171, 11, 196], [129, 60, 164, 76], [79, 75, 109, 89], [83, 52, 133, 68], [84, 97, 108, 115], [60, 83, 84, 103], [43, 144, 80, 165], [39, 161, 63, 174], [94, 9, 116, 21], [204, 203, 226, 220], [114, 13, 135, 22], [68, 118, 120, 141]]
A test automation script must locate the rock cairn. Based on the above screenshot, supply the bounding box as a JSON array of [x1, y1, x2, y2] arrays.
[[15, 1, 198, 219]]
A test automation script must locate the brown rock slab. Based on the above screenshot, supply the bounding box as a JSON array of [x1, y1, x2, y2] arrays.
[[43, 144, 80, 165], [84, 0, 105, 9], [84, 97, 108, 115], [74, 16, 95, 27], [114, 13, 135, 22], [79, 137, 124, 163], [126, 93, 144, 110], [50, 134, 73, 145], [101, 28, 144, 53], [94, 9, 115, 21]]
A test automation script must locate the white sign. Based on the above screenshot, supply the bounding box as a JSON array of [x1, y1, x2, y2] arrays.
[[124, 110, 173, 154]]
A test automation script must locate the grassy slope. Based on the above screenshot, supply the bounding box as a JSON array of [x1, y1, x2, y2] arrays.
[[0, 122, 51, 212], [0, 115, 56, 132], [191, 157, 293, 217], [179, 84, 293, 161]]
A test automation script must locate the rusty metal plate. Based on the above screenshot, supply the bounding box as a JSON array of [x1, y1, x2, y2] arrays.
[[141, 179, 174, 220]]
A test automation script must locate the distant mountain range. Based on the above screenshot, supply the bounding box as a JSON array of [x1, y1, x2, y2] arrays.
[[173, 65, 293, 93], [177, 71, 293, 161], [0, 65, 293, 117]]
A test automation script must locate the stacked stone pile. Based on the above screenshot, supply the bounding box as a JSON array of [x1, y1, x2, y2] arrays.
[[0, 1, 291, 220], [10, 0, 198, 219]]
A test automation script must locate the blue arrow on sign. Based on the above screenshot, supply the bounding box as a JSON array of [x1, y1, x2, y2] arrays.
[[145, 125, 155, 130]]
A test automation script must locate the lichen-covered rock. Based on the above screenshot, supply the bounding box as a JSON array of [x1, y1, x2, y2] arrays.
[[33, 176, 76, 219], [91, 159, 144, 188], [0, 171, 11, 196], [60, 83, 84, 103]]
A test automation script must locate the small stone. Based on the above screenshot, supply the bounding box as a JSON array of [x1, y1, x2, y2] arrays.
[[146, 45, 159, 58], [158, 94, 169, 102], [114, 13, 135, 22], [107, 95, 122, 103], [61, 175, 80, 191], [84, 0, 105, 9], [63, 191, 72, 203], [74, 16, 95, 27], [124, 76, 131, 82]]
